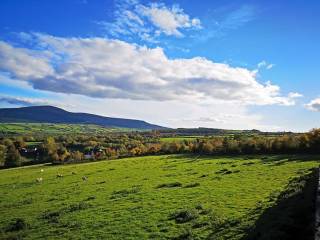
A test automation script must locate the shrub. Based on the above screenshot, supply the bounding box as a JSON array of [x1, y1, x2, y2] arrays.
[[5, 218, 28, 232], [42, 210, 61, 223], [169, 209, 198, 223]]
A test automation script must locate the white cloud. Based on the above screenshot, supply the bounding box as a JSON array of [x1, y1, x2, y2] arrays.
[[266, 63, 274, 70], [101, 0, 201, 41], [257, 60, 274, 70], [257, 60, 267, 68], [288, 92, 303, 98], [0, 34, 299, 106], [305, 98, 320, 112], [55, 95, 276, 131], [0, 41, 54, 79], [138, 3, 201, 37]]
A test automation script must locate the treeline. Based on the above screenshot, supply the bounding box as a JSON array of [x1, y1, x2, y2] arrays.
[[158, 127, 292, 137], [1, 129, 320, 168], [0, 133, 160, 167]]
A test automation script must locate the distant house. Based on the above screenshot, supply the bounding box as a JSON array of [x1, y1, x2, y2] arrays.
[[84, 152, 93, 160]]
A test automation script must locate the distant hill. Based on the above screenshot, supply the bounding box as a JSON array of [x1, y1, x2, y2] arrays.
[[0, 106, 167, 130]]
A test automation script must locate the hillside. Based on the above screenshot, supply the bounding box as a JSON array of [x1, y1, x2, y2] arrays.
[[0, 155, 317, 239], [0, 123, 135, 135], [0, 106, 166, 130]]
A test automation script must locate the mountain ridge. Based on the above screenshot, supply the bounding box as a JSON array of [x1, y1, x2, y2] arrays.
[[0, 106, 167, 130]]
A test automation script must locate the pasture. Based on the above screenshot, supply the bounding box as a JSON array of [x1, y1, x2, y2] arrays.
[[0, 123, 132, 135], [160, 136, 204, 143], [0, 155, 318, 239]]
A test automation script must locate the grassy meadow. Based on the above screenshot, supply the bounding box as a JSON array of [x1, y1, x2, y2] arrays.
[[0, 154, 318, 239], [0, 123, 132, 135], [160, 136, 204, 143]]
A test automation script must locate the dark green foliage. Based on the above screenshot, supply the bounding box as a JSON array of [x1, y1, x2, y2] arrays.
[[5, 218, 28, 232], [4, 145, 21, 167], [42, 210, 61, 223], [169, 209, 198, 223]]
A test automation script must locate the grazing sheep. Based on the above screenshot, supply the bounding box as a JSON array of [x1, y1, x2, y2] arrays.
[[56, 174, 63, 178], [82, 176, 88, 181], [36, 177, 43, 183], [40, 169, 44, 173]]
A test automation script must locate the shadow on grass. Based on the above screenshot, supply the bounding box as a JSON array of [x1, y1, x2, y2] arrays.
[[260, 154, 320, 165], [163, 154, 320, 165], [242, 168, 318, 240]]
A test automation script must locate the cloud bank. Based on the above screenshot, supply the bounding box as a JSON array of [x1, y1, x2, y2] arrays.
[[0, 95, 52, 106], [0, 33, 298, 106]]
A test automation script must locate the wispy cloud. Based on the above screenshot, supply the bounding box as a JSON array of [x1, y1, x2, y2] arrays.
[[257, 60, 275, 70], [0, 95, 52, 106], [220, 5, 255, 30], [100, 0, 201, 42], [196, 4, 256, 42]]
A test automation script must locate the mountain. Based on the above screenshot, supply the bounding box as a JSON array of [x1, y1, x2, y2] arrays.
[[0, 106, 167, 130]]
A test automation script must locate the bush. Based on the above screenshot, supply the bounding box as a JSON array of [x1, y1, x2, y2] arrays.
[[6, 218, 28, 232], [169, 209, 198, 223]]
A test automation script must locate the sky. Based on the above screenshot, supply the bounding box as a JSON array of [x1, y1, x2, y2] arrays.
[[0, 0, 319, 131]]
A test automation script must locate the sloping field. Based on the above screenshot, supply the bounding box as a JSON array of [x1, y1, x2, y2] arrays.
[[0, 123, 131, 135], [0, 155, 318, 239]]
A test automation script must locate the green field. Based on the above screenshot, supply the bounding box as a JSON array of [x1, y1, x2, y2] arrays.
[[160, 136, 204, 143], [0, 155, 318, 239], [0, 123, 134, 135]]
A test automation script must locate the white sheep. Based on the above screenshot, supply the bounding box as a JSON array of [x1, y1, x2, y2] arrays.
[[56, 174, 63, 178], [40, 169, 44, 173]]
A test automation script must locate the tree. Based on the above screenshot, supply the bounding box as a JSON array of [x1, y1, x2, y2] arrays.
[[71, 151, 83, 162], [0, 144, 7, 166], [5, 145, 21, 167], [14, 137, 26, 149], [43, 137, 58, 162]]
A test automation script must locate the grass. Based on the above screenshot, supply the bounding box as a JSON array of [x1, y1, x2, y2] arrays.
[[0, 154, 318, 239], [0, 123, 136, 135], [160, 136, 204, 143]]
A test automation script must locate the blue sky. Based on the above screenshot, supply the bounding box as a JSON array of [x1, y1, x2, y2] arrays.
[[0, 0, 319, 131]]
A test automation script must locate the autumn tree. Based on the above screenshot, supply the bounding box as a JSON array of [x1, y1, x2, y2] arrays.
[[5, 145, 21, 167]]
